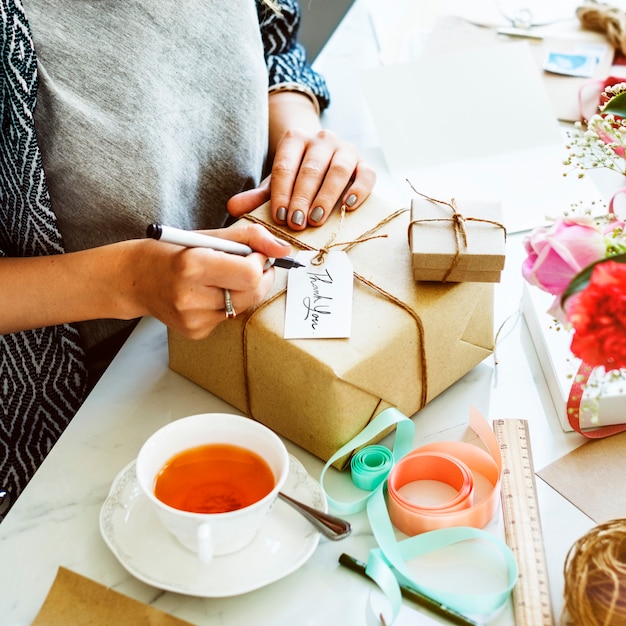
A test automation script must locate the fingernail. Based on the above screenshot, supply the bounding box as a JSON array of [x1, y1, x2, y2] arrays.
[[292, 210, 305, 226], [310, 206, 324, 223], [276, 206, 287, 221], [345, 193, 357, 208], [273, 236, 290, 247]]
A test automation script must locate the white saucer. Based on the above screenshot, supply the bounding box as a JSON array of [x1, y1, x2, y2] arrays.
[[100, 455, 325, 597]]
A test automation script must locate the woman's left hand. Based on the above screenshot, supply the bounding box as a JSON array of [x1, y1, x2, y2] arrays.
[[227, 128, 376, 230]]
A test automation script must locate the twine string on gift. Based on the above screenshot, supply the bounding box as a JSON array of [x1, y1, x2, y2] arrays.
[[311, 203, 346, 266], [562, 519, 626, 626], [351, 270, 427, 409], [406, 184, 507, 282], [240, 207, 428, 415], [242, 206, 397, 265]]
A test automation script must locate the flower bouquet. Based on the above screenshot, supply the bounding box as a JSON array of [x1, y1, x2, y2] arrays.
[[520, 81, 626, 435], [522, 209, 626, 436]]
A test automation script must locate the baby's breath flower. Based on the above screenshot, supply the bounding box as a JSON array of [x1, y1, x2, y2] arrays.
[[564, 114, 626, 178]]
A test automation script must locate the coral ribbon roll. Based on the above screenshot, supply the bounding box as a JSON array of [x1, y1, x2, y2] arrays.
[[387, 420, 502, 535]]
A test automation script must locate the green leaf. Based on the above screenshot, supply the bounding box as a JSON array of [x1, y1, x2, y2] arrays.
[[561, 253, 626, 307], [601, 91, 626, 118]]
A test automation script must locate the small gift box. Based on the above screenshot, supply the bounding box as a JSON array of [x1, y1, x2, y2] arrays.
[[409, 197, 506, 283], [522, 283, 626, 432], [168, 194, 495, 468]]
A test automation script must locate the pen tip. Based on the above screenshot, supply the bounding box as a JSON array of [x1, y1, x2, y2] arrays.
[[271, 257, 306, 270]]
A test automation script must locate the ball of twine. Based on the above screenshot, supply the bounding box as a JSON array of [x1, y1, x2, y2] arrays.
[[577, 2, 626, 56], [562, 519, 626, 626]]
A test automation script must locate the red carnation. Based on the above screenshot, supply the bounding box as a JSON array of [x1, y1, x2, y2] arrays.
[[568, 260, 626, 371]]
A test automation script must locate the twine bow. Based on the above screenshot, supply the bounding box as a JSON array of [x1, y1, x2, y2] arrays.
[[407, 184, 507, 282], [244, 203, 395, 266]]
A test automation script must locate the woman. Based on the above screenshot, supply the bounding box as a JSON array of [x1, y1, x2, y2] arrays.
[[0, 0, 375, 518]]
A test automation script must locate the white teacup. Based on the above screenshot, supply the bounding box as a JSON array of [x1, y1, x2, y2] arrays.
[[136, 413, 289, 563]]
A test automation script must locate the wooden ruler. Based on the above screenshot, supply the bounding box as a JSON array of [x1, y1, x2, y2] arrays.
[[493, 418, 555, 626]]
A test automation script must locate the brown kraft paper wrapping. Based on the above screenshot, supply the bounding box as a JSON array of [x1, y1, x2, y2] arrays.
[[168, 193, 494, 467]]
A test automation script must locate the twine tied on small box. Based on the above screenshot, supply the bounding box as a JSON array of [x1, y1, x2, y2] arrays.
[[407, 184, 507, 282]]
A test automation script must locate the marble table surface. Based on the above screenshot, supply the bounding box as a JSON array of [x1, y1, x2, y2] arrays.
[[0, 0, 603, 624]]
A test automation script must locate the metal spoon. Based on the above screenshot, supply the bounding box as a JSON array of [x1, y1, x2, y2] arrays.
[[278, 491, 351, 540]]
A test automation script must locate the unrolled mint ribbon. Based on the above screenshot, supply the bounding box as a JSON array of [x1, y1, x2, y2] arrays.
[[321, 406, 517, 625]]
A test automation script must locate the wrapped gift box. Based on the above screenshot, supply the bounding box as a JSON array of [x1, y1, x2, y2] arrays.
[[522, 283, 626, 432], [409, 197, 506, 283], [168, 194, 495, 467]]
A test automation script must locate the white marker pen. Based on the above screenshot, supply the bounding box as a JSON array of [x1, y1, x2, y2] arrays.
[[146, 224, 304, 270]]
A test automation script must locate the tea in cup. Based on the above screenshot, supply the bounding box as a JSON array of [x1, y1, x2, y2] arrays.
[[135, 413, 289, 563]]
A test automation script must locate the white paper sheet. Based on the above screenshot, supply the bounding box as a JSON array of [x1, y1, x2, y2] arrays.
[[360, 41, 605, 232]]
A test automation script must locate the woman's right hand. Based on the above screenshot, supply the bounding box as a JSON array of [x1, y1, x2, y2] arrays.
[[0, 222, 292, 338], [118, 222, 292, 339]]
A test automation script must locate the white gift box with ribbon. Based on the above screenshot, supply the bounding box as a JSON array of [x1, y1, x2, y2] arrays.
[[522, 282, 626, 432]]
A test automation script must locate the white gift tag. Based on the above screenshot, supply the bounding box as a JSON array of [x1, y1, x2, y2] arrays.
[[284, 250, 353, 339]]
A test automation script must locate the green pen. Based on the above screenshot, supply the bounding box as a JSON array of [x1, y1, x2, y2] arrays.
[[338, 553, 481, 626]]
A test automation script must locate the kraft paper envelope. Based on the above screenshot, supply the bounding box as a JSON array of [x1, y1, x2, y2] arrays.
[[32, 567, 194, 626], [538, 432, 626, 524], [360, 40, 604, 233]]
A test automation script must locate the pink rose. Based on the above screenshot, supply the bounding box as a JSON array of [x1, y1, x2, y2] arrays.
[[522, 217, 606, 297]]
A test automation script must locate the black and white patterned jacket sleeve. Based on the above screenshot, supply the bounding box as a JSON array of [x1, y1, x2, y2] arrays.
[[0, 0, 87, 520], [257, 0, 330, 113]]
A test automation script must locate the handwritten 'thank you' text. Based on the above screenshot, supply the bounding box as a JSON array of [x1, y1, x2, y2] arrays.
[[302, 268, 334, 332]]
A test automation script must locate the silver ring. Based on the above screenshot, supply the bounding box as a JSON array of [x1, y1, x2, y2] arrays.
[[223, 288, 236, 319]]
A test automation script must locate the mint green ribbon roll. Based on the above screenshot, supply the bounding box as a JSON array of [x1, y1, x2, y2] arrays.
[[351, 445, 394, 491]]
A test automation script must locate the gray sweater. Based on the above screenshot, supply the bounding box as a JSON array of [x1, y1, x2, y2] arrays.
[[28, 0, 268, 354]]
